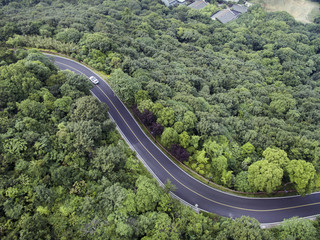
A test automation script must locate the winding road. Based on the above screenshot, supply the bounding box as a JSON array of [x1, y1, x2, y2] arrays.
[[46, 54, 320, 225]]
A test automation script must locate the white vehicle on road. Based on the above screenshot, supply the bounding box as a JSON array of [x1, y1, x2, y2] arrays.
[[89, 76, 99, 84]]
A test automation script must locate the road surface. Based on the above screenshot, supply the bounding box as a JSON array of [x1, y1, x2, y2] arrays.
[[46, 54, 320, 224]]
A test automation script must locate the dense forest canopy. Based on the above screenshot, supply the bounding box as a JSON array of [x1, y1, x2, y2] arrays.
[[1, 0, 320, 193], [1, 46, 320, 240], [1, 0, 320, 237], [0, 49, 224, 239]]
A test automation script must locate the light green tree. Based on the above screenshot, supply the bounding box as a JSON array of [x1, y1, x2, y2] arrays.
[[277, 217, 317, 240], [182, 111, 197, 132], [203, 140, 223, 159], [173, 121, 184, 134], [179, 131, 190, 149], [161, 128, 178, 148], [157, 107, 175, 127], [248, 160, 283, 193], [211, 155, 232, 186], [263, 147, 289, 168], [148, 213, 180, 240], [269, 92, 296, 117], [286, 160, 316, 196], [151, 102, 164, 117], [134, 90, 150, 105], [137, 99, 154, 113], [240, 142, 255, 158], [190, 135, 200, 149], [234, 171, 252, 192]]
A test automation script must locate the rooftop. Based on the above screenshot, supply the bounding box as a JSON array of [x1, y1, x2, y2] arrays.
[[211, 8, 239, 24], [188, 0, 209, 10], [232, 4, 248, 13]]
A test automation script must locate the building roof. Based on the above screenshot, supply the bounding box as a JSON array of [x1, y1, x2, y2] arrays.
[[188, 0, 209, 10], [232, 4, 248, 13], [211, 9, 239, 24], [168, 0, 177, 4], [162, 0, 178, 7]]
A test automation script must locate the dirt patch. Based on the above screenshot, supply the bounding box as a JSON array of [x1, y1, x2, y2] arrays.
[[258, 0, 320, 23]]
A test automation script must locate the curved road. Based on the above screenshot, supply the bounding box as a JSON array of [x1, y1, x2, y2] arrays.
[[46, 54, 320, 224]]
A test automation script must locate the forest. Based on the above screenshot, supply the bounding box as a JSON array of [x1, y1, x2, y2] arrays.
[[1, 0, 320, 238]]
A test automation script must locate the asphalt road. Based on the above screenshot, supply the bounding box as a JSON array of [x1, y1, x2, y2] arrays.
[[46, 54, 320, 224]]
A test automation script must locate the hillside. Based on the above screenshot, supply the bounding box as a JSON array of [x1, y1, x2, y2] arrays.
[[1, 0, 320, 238]]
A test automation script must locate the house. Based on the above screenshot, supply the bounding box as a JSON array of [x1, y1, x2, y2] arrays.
[[162, 0, 178, 7], [232, 4, 248, 14], [211, 8, 239, 24], [211, 4, 248, 24], [188, 0, 209, 10], [177, 0, 186, 4]]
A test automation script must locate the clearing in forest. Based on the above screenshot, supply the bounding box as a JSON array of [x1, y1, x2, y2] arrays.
[[253, 0, 320, 23]]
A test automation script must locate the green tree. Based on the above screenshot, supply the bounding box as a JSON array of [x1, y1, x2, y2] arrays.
[[263, 147, 289, 168], [134, 90, 150, 105], [182, 111, 197, 132], [157, 107, 175, 127], [137, 99, 154, 113], [70, 95, 109, 122], [54, 96, 72, 113], [58, 120, 102, 152], [17, 99, 48, 120], [80, 33, 114, 53], [286, 160, 316, 195], [109, 69, 141, 106], [217, 216, 270, 240], [56, 28, 82, 43], [277, 217, 317, 240], [241, 142, 255, 158], [248, 160, 283, 193], [173, 121, 184, 134], [234, 171, 252, 192], [161, 128, 179, 148], [190, 135, 200, 149], [60, 71, 91, 99], [179, 131, 190, 149], [211, 155, 232, 187], [148, 213, 180, 240], [91, 144, 127, 175], [135, 176, 162, 213]]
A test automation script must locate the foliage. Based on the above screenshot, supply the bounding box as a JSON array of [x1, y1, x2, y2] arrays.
[[170, 144, 190, 162], [1, 2, 318, 196], [161, 127, 179, 148], [275, 217, 317, 240], [1, 50, 235, 239], [0, 0, 319, 234], [109, 69, 141, 106], [217, 216, 271, 240], [248, 160, 283, 193], [286, 160, 316, 195]]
